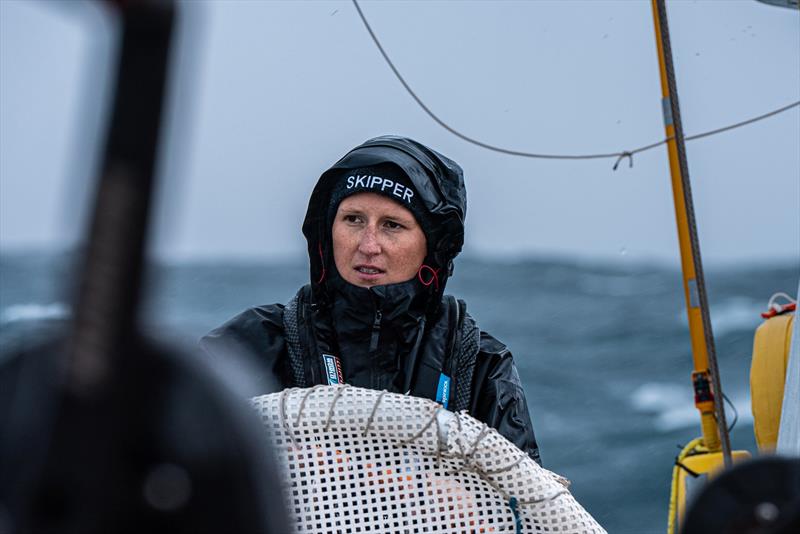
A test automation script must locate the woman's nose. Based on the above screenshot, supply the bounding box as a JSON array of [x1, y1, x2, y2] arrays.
[[357, 226, 381, 255]]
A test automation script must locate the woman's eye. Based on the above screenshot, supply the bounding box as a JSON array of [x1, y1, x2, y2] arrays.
[[384, 220, 403, 230], [344, 215, 363, 224]]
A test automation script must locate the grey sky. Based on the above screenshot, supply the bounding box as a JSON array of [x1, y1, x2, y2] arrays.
[[1, 0, 798, 266]]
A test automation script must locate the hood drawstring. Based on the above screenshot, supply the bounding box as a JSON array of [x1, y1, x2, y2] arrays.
[[317, 242, 326, 284], [417, 264, 440, 291]]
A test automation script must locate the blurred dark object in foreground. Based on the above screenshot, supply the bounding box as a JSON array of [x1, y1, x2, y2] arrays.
[[0, 336, 286, 534], [681, 456, 800, 534], [0, 1, 286, 532]]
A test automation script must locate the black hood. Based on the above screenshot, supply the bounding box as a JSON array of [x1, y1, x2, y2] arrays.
[[302, 135, 466, 311]]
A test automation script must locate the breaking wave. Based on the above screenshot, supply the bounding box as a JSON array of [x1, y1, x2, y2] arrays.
[[710, 298, 764, 337], [676, 297, 764, 337], [631, 381, 752, 432]]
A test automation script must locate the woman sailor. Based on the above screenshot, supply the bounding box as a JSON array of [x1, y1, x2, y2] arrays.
[[202, 135, 541, 464]]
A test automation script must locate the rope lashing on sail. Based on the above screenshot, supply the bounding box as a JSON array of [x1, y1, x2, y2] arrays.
[[262, 386, 603, 532], [362, 389, 389, 437], [276, 385, 570, 508]]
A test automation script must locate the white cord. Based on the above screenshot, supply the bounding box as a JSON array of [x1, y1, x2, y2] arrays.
[[767, 292, 797, 312]]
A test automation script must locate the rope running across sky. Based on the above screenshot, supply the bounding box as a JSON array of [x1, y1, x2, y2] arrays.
[[352, 0, 800, 169]]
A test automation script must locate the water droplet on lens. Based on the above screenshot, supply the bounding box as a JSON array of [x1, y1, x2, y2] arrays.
[[755, 502, 779, 523], [143, 463, 192, 512]]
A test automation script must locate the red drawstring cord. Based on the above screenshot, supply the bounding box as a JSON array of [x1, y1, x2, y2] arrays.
[[417, 264, 440, 290], [761, 301, 796, 319], [317, 242, 326, 284]]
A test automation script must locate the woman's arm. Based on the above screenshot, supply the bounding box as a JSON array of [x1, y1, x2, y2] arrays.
[[469, 332, 542, 465], [200, 304, 290, 392]]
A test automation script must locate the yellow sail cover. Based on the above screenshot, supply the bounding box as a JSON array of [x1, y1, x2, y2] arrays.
[[751, 313, 795, 450]]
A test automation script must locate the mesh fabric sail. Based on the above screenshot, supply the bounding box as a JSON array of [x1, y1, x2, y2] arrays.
[[252, 385, 605, 533]]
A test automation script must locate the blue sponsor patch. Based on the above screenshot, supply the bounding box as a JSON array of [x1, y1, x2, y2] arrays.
[[322, 354, 344, 385], [436, 373, 451, 409]]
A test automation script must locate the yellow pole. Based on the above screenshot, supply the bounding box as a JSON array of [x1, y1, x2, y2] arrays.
[[650, 0, 731, 460]]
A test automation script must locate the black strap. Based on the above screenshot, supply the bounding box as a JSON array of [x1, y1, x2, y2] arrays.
[[450, 299, 478, 412], [289, 291, 475, 411], [414, 296, 464, 408]]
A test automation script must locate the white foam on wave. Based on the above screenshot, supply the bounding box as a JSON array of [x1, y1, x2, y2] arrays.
[[677, 297, 763, 337], [711, 297, 764, 337], [0, 302, 70, 324], [631, 382, 752, 432]]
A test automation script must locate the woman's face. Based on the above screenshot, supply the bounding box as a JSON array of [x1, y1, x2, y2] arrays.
[[332, 192, 427, 288]]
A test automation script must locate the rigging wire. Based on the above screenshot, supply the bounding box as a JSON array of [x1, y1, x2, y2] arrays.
[[652, 0, 733, 466], [352, 0, 800, 168], [721, 392, 739, 433]]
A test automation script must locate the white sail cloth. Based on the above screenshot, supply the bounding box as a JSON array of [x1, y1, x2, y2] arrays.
[[776, 278, 800, 456], [252, 385, 605, 534]]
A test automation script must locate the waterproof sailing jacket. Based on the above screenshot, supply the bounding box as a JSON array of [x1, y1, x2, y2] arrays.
[[201, 288, 541, 464], [201, 136, 540, 464]]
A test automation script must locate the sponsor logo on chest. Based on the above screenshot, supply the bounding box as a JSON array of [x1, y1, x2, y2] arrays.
[[436, 373, 451, 409], [322, 354, 344, 385]]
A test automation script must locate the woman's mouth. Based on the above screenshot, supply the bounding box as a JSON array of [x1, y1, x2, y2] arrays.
[[354, 265, 385, 279]]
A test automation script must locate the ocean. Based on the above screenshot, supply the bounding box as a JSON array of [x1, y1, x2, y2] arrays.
[[1, 250, 797, 533]]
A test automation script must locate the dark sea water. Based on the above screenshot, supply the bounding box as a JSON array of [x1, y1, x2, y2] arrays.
[[1, 251, 797, 533]]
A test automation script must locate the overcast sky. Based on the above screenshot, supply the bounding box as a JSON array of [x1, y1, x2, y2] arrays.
[[1, 0, 798, 266]]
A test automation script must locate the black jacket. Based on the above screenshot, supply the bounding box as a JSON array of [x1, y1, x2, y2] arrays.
[[203, 136, 540, 463], [201, 281, 541, 464]]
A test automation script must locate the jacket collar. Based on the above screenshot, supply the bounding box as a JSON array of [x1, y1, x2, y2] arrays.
[[326, 274, 428, 332]]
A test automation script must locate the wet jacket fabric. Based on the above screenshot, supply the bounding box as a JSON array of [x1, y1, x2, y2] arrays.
[[201, 136, 540, 464], [200, 284, 541, 464]]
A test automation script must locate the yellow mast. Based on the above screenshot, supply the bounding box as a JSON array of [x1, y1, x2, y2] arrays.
[[649, 0, 731, 461]]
